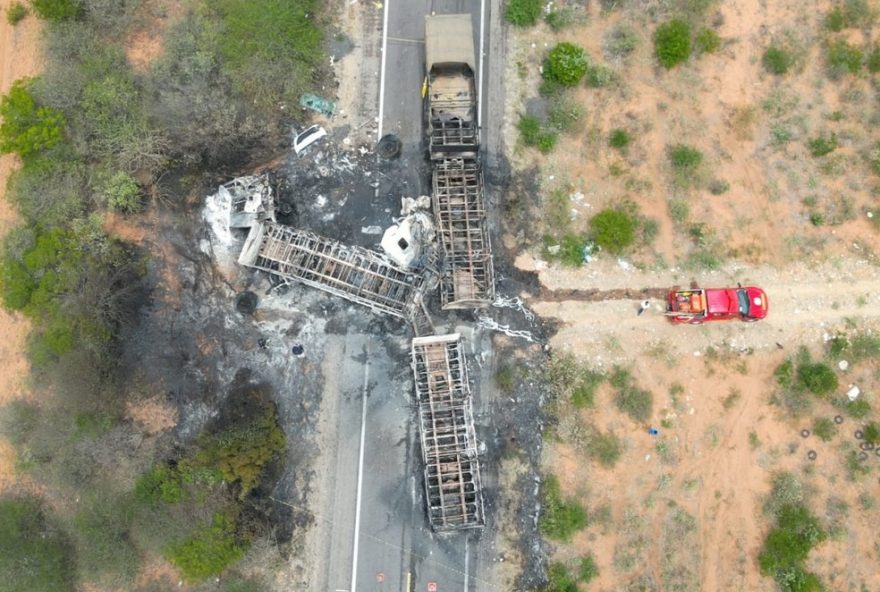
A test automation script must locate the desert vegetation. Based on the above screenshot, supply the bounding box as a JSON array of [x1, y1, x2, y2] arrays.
[[0, 0, 330, 589]]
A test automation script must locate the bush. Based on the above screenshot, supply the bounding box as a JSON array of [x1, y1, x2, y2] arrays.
[[0, 496, 74, 592], [796, 362, 838, 396], [605, 24, 639, 59], [7, 1, 28, 24], [545, 8, 576, 31], [758, 504, 826, 591], [537, 131, 559, 153], [165, 513, 245, 582], [587, 429, 622, 468], [695, 28, 721, 54], [609, 128, 631, 150], [808, 135, 838, 157], [135, 465, 185, 506], [654, 19, 691, 69], [812, 417, 836, 442], [518, 114, 541, 146], [571, 370, 603, 409], [539, 475, 587, 542], [842, 397, 870, 418], [863, 421, 880, 445], [825, 6, 846, 31], [103, 171, 141, 214], [762, 46, 794, 75], [585, 63, 613, 87], [544, 563, 577, 592], [867, 45, 880, 72], [544, 42, 589, 87], [668, 144, 703, 171], [610, 366, 653, 422], [590, 209, 636, 253], [826, 39, 863, 75], [578, 555, 599, 582], [30, 0, 81, 21], [0, 79, 66, 159], [505, 0, 542, 26]]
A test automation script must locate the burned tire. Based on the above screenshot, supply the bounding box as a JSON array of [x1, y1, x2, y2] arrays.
[[859, 451, 869, 461], [807, 450, 817, 460], [861, 442, 875, 451], [235, 291, 258, 315], [800, 429, 810, 438], [855, 430, 864, 440], [377, 134, 401, 159], [834, 415, 844, 424]]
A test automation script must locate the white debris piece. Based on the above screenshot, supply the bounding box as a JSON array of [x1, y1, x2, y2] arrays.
[[846, 385, 860, 401], [492, 295, 535, 322], [361, 225, 383, 235], [380, 196, 435, 269], [218, 174, 276, 230], [838, 360, 849, 371], [476, 316, 535, 343]]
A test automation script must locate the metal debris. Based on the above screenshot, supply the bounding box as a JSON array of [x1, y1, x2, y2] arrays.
[[218, 174, 275, 230]]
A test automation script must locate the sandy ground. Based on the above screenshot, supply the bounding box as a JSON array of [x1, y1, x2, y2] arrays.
[[501, 0, 880, 589], [0, 1, 43, 493]]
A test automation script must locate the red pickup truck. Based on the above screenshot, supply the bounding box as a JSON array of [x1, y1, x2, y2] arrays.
[[666, 285, 769, 324]]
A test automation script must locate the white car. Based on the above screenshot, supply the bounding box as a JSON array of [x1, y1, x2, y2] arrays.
[[293, 125, 327, 155]]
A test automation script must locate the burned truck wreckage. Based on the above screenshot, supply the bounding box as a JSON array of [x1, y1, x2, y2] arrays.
[[209, 13, 495, 534]]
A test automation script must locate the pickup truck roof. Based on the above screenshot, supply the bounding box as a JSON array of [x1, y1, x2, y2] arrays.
[[425, 14, 475, 73]]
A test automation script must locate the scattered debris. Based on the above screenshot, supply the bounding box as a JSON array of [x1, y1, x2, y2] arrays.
[[294, 125, 328, 155], [847, 385, 860, 401], [492, 295, 535, 322], [299, 93, 337, 118], [476, 315, 536, 343], [380, 197, 436, 269], [215, 175, 276, 229]]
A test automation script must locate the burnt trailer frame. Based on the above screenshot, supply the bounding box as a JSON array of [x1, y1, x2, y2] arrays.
[[411, 333, 484, 531], [431, 158, 495, 308], [238, 222, 432, 327]]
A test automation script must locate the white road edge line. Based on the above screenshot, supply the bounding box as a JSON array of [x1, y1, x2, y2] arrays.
[[377, 0, 391, 139], [463, 536, 470, 592], [477, 0, 486, 131], [350, 348, 370, 592]]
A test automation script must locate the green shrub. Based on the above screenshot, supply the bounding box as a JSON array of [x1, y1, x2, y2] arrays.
[[208, 0, 324, 109], [0, 79, 66, 159], [825, 6, 846, 31], [539, 475, 587, 542], [0, 497, 74, 592], [495, 366, 516, 395], [708, 179, 730, 194], [544, 234, 590, 267], [849, 333, 880, 361], [544, 563, 578, 592], [762, 46, 794, 74], [843, 397, 870, 418], [610, 367, 653, 422], [537, 130, 559, 153], [796, 362, 838, 396], [867, 45, 880, 72], [585, 63, 613, 87], [812, 417, 836, 442], [545, 8, 576, 31], [7, 1, 28, 24], [668, 198, 690, 223], [863, 421, 880, 445], [758, 504, 826, 591], [654, 19, 691, 69], [135, 465, 185, 506], [505, 0, 542, 26], [590, 209, 636, 253], [518, 114, 541, 146], [695, 28, 721, 54], [765, 472, 804, 516], [609, 128, 631, 150], [578, 555, 599, 582], [544, 42, 589, 87], [571, 370, 603, 408], [605, 24, 639, 58], [103, 171, 142, 214], [826, 39, 863, 75], [165, 513, 245, 582], [668, 144, 703, 171], [29, 0, 81, 21], [72, 493, 139, 585], [587, 429, 622, 467], [807, 135, 838, 157]]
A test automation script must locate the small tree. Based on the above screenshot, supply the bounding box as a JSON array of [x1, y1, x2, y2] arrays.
[[544, 42, 589, 86], [762, 46, 794, 74], [0, 79, 65, 159], [654, 19, 691, 69], [590, 209, 635, 253], [796, 362, 838, 397]]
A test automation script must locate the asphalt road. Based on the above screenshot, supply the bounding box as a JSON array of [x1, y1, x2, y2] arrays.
[[314, 1, 503, 591]]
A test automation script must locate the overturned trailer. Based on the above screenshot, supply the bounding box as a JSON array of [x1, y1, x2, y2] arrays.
[[411, 334, 484, 531], [432, 158, 495, 308], [238, 221, 433, 331]]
